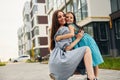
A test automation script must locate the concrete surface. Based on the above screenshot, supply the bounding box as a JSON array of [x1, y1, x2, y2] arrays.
[[0, 62, 120, 80]]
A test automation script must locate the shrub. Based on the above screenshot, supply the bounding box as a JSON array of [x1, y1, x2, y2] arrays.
[[0, 62, 6, 66]]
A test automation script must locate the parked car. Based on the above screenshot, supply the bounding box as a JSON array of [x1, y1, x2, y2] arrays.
[[13, 55, 30, 62]]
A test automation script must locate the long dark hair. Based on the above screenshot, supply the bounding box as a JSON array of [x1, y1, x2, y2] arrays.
[[66, 12, 83, 30], [50, 10, 64, 50]]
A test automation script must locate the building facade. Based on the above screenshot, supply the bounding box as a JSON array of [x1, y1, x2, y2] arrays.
[[110, 0, 120, 56], [18, 0, 50, 58], [30, 0, 49, 57], [18, 2, 31, 56], [46, 0, 120, 57]]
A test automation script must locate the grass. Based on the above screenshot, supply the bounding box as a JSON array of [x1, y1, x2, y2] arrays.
[[41, 57, 120, 70], [99, 57, 120, 70]]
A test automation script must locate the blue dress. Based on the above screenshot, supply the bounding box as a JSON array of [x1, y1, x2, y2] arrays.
[[71, 24, 104, 66], [49, 26, 88, 80]]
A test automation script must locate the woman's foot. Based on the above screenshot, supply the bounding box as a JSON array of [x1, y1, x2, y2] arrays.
[[49, 73, 55, 80]]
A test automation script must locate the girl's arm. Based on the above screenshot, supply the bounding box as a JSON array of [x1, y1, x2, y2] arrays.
[[56, 25, 75, 41], [65, 32, 83, 51]]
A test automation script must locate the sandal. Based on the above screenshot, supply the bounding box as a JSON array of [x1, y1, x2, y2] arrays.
[[49, 73, 55, 80], [87, 78, 97, 80]]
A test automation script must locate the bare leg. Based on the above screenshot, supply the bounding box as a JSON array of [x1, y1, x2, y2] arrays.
[[94, 66, 99, 78], [84, 47, 95, 80]]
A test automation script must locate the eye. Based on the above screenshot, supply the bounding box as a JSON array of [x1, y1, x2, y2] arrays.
[[58, 15, 61, 18], [66, 16, 68, 18]]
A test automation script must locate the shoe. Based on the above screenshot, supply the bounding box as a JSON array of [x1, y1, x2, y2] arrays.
[[49, 73, 55, 80], [87, 78, 97, 80]]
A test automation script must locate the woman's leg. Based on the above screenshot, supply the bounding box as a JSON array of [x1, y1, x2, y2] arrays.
[[84, 47, 95, 80], [93, 66, 99, 78]]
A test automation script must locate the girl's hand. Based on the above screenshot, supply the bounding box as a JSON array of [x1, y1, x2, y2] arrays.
[[76, 31, 84, 40]]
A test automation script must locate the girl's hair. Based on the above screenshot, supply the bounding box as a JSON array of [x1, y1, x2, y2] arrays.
[[50, 10, 64, 50], [66, 12, 83, 30]]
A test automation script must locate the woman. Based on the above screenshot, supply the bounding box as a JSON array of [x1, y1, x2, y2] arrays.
[[49, 10, 95, 80], [56, 12, 104, 79]]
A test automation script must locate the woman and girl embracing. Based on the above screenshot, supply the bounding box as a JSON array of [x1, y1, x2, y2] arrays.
[[48, 10, 104, 80]]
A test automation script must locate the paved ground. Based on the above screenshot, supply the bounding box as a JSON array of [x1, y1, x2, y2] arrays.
[[0, 62, 120, 80]]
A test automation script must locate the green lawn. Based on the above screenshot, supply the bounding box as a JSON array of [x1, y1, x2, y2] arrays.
[[99, 57, 120, 70]]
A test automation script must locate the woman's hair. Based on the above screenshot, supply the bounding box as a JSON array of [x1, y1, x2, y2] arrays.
[[66, 12, 83, 30], [50, 10, 64, 50]]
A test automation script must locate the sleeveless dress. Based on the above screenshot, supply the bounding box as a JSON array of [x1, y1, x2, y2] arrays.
[[70, 24, 104, 66], [49, 26, 88, 80]]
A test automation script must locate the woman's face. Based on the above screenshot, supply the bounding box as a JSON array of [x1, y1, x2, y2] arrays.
[[66, 13, 74, 24], [57, 12, 66, 26]]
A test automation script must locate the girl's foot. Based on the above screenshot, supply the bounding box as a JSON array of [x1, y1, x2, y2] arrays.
[[49, 73, 55, 80], [87, 78, 97, 80]]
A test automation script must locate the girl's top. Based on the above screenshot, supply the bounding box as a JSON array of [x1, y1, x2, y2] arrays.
[[69, 24, 104, 66]]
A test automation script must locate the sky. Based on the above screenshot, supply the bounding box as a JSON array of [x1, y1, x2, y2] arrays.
[[0, 0, 30, 61]]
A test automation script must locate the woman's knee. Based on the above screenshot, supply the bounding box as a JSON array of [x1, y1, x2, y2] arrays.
[[86, 46, 91, 53]]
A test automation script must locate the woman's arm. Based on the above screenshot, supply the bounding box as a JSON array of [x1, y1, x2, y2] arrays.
[[56, 25, 75, 41], [65, 32, 83, 51]]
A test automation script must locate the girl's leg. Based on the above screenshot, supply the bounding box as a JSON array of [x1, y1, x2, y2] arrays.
[[93, 66, 99, 78], [84, 47, 95, 80]]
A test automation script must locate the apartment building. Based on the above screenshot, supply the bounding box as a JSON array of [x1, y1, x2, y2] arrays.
[[46, 0, 120, 57], [18, 2, 31, 56], [18, 0, 50, 58], [30, 0, 49, 57]]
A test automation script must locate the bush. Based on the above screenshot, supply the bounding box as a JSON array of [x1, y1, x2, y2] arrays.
[[26, 59, 36, 63], [0, 62, 6, 66]]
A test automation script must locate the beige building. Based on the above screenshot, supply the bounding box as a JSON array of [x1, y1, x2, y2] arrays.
[[46, 0, 120, 57]]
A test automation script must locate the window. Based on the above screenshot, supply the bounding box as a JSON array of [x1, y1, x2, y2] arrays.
[[67, 1, 73, 12], [25, 14, 29, 22], [38, 37, 48, 45], [111, 0, 120, 13], [111, 0, 118, 12], [99, 23, 108, 40], [115, 19, 120, 39], [34, 26, 39, 35], [84, 24, 94, 37], [37, 16, 48, 24], [46, 26, 48, 35], [27, 32, 30, 40], [33, 5, 38, 14], [40, 48, 49, 57], [37, 0, 45, 3], [74, 0, 88, 22]]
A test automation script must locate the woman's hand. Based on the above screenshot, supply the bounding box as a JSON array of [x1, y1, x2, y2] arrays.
[[56, 35, 61, 42], [76, 30, 84, 40]]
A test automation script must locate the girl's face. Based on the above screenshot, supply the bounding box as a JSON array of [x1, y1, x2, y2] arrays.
[[66, 13, 74, 24], [57, 12, 66, 26]]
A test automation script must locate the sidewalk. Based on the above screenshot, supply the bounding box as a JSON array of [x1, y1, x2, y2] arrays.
[[0, 62, 120, 80], [69, 69, 120, 80]]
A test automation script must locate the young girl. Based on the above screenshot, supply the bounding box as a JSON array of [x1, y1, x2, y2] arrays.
[[56, 12, 104, 79]]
